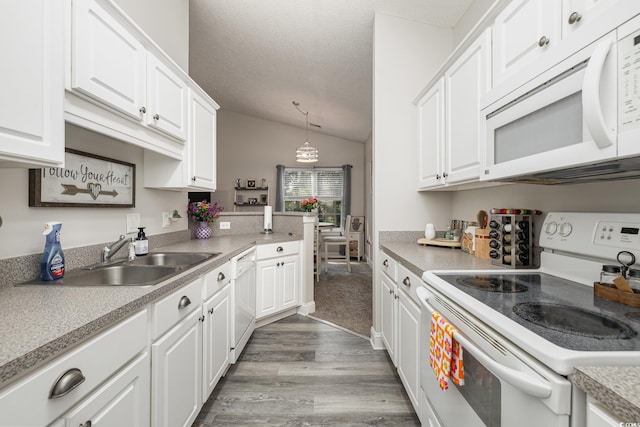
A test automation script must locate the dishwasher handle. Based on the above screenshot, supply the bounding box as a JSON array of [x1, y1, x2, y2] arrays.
[[415, 287, 552, 399]]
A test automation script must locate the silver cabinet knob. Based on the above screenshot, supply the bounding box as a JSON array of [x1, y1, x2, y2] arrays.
[[139, 106, 146, 114], [403, 277, 411, 287], [538, 36, 550, 47], [178, 295, 191, 309], [276, 246, 284, 252], [50, 368, 85, 398], [568, 11, 582, 25], [80, 422, 92, 427], [153, 113, 160, 120], [394, 293, 399, 300], [218, 272, 225, 281], [199, 315, 205, 322], [442, 172, 448, 178], [192, 176, 197, 181], [208, 307, 214, 314], [383, 259, 388, 267], [436, 174, 441, 180]]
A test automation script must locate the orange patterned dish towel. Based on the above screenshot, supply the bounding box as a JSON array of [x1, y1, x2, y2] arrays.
[[429, 311, 464, 390]]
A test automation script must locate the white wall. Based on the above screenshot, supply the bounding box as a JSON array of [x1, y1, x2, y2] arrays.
[[372, 13, 454, 334], [113, 0, 189, 71], [364, 132, 373, 261], [216, 110, 366, 217], [451, 180, 640, 221], [0, 124, 187, 259]]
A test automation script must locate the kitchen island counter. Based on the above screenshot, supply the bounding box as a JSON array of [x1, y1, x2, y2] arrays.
[[0, 233, 301, 389]]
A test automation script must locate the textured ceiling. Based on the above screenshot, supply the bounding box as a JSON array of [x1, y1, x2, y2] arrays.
[[189, 0, 473, 143]]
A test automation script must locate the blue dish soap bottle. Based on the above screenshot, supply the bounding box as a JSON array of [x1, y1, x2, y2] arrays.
[[41, 222, 65, 281]]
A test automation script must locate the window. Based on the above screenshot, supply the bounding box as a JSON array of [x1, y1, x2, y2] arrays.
[[283, 167, 344, 226]]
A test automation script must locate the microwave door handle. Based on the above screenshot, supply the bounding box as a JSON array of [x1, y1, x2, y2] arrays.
[[415, 287, 553, 399], [582, 37, 615, 149]]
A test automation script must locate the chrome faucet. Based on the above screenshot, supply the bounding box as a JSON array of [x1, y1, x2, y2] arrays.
[[101, 235, 131, 263]]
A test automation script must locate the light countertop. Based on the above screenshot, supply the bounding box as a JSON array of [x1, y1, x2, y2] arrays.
[[0, 233, 300, 389]]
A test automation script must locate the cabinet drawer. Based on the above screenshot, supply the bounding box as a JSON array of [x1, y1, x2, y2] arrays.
[[152, 278, 203, 340], [256, 241, 299, 260], [380, 252, 397, 282], [204, 261, 232, 299], [0, 309, 148, 427], [397, 263, 422, 306]]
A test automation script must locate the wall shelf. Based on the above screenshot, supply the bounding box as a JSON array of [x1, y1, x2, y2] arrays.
[[233, 186, 269, 211]]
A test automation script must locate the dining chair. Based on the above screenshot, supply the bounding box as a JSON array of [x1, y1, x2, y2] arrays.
[[322, 214, 351, 273]]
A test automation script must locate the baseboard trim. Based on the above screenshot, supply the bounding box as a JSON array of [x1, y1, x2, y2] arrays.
[[297, 301, 315, 315], [255, 307, 298, 328], [370, 327, 385, 350]]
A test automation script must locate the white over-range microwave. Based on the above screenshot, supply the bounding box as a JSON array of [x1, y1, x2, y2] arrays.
[[481, 14, 640, 184]]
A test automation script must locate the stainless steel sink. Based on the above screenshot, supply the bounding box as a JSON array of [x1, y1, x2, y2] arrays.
[[126, 252, 219, 267], [47, 265, 180, 286], [18, 252, 220, 287]]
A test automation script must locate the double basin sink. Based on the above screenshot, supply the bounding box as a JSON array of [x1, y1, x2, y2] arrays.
[[23, 252, 221, 287]]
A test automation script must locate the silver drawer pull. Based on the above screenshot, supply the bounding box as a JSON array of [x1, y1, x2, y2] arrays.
[[538, 36, 550, 47], [276, 246, 284, 252], [178, 296, 191, 309], [50, 368, 85, 399], [153, 113, 160, 120], [80, 421, 92, 427], [402, 277, 411, 287], [383, 259, 388, 267], [568, 11, 582, 25], [218, 272, 225, 281]]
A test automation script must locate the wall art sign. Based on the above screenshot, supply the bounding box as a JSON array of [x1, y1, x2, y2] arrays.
[[29, 149, 135, 207]]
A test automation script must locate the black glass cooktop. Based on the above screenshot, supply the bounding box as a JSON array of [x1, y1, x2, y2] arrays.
[[434, 272, 640, 351]]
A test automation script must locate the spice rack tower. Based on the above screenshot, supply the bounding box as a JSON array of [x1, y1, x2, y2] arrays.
[[488, 214, 538, 269]]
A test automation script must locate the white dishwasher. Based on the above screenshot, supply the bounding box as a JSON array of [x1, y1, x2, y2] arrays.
[[231, 247, 256, 363]]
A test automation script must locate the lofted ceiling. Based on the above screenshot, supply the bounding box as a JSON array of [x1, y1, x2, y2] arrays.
[[189, 0, 473, 143]]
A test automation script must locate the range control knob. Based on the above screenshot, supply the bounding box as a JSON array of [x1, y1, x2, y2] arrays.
[[558, 222, 573, 237], [544, 221, 558, 235]]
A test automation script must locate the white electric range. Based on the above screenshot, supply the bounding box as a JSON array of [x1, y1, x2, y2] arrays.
[[418, 212, 640, 427]]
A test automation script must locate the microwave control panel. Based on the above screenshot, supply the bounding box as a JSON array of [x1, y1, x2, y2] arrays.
[[619, 23, 640, 132]]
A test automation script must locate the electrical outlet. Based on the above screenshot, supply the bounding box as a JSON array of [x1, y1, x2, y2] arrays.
[[126, 213, 140, 234], [162, 212, 170, 228], [219, 221, 231, 230]]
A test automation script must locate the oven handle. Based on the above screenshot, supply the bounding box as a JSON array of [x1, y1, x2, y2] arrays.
[[582, 35, 615, 149], [416, 287, 552, 399]]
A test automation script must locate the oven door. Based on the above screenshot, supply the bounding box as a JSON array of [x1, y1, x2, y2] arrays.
[[416, 286, 572, 427], [481, 32, 617, 182]]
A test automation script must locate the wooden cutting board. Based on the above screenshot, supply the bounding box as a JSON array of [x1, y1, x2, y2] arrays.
[[417, 238, 462, 248]]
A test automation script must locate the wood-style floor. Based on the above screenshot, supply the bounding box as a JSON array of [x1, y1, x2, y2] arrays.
[[193, 315, 420, 426]]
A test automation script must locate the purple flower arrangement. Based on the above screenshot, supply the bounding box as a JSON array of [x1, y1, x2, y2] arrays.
[[187, 200, 223, 223]]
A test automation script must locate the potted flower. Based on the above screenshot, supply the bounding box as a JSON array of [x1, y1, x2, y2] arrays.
[[187, 200, 223, 239], [301, 197, 319, 212]]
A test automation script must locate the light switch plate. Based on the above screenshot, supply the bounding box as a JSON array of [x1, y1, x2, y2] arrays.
[[126, 213, 140, 234], [219, 221, 230, 230], [162, 212, 170, 228]]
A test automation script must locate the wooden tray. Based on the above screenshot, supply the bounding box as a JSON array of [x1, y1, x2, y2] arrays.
[[417, 238, 461, 248], [594, 282, 640, 307]]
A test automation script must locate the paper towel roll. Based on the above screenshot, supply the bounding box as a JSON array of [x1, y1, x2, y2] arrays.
[[264, 206, 272, 230]]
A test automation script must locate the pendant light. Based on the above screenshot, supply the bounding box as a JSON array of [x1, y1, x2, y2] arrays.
[[293, 101, 319, 163]]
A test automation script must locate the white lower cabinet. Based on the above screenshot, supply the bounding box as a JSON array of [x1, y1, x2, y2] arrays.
[[0, 310, 148, 427], [202, 282, 231, 399], [586, 396, 623, 427], [397, 287, 421, 410], [380, 273, 398, 364], [58, 351, 150, 427], [151, 279, 204, 427], [256, 242, 300, 321]]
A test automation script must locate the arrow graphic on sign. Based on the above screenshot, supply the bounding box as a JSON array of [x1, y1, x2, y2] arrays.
[[61, 183, 119, 200]]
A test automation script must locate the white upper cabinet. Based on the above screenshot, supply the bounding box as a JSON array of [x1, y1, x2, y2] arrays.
[[417, 78, 445, 189], [562, 0, 626, 37], [492, 0, 561, 88], [445, 29, 491, 184], [416, 29, 491, 190], [145, 54, 188, 141], [0, 1, 64, 168], [66, 0, 218, 164], [71, 0, 146, 121]]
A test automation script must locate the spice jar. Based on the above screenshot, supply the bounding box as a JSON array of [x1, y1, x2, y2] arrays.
[[600, 265, 622, 285], [628, 269, 640, 293]]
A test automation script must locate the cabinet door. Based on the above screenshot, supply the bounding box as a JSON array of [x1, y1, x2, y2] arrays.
[[279, 256, 299, 311], [417, 78, 445, 189], [562, 0, 624, 38], [256, 260, 278, 319], [202, 284, 231, 400], [146, 55, 188, 141], [0, 0, 64, 167], [380, 274, 397, 364], [62, 352, 150, 427], [152, 308, 202, 427], [71, 0, 146, 121], [188, 90, 217, 190], [493, 0, 561, 87], [444, 29, 491, 184], [397, 290, 421, 411], [586, 397, 622, 427]]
